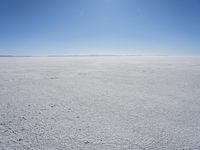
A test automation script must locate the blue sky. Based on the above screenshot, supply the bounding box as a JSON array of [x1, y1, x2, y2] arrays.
[[0, 0, 200, 55]]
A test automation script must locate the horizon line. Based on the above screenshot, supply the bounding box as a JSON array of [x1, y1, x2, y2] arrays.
[[0, 54, 200, 57]]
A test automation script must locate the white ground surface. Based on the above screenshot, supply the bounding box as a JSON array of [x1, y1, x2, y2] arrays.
[[0, 56, 200, 150]]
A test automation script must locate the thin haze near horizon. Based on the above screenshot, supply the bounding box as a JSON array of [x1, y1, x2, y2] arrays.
[[0, 0, 200, 56]]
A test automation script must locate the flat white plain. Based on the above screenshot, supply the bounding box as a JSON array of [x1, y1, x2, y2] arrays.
[[0, 56, 200, 150]]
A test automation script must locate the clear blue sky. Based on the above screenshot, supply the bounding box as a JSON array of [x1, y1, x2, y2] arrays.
[[0, 0, 200, 55]]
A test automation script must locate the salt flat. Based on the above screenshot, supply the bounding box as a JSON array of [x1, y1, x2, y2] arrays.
[[0, 56, 200, 150]]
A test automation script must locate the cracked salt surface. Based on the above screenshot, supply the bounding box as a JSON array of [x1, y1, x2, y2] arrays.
[[0, 56, 200, 149]]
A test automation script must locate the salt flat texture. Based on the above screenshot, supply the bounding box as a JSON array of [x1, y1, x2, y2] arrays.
[[0, 56, 200, 150]]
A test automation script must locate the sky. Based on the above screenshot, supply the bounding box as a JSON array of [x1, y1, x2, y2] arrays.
[[0, 0, 200, 55]]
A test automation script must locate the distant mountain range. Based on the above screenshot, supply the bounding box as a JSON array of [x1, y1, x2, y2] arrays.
[[0, 54, 146, 57], [0, 55, 33, 57]]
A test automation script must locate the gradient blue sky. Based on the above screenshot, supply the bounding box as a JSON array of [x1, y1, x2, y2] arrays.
[[0, 0, 200, 55]]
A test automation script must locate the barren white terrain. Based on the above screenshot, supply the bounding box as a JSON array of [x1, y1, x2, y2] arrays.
[[0, 56, 200, 150]]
